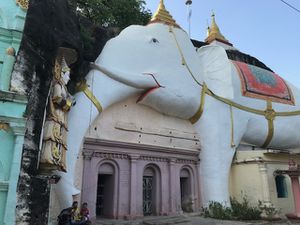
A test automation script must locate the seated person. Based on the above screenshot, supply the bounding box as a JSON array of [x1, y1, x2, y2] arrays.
[[57, 207, 72, 225], [80, 202, 90, 221]]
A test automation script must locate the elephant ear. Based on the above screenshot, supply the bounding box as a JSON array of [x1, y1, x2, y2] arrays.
[[197, 45, 233, 99]]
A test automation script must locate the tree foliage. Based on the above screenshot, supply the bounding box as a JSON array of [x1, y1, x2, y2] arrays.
[[76, 0, 152, 29]]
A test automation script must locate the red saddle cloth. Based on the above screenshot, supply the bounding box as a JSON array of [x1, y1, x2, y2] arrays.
[[233, 61, 294, 105]]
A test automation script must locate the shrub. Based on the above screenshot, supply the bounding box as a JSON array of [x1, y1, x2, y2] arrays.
[[203, 202, 232, 220], [231, 197, 261, 220], [203, 196, 262, 220], [258, 200, 281, 219]]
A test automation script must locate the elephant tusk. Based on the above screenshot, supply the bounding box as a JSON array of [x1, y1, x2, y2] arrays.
[[142, 72, 163, 88], [90, 63, 159, 89]]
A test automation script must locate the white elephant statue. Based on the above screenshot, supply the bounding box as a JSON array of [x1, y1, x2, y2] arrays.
[[54, 3, 300, 210]]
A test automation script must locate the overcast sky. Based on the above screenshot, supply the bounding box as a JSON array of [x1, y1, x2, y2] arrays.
[[145, 0, 300, 88]]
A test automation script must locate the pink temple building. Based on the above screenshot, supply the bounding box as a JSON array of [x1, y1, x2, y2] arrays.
[[49, 95, 202, 221]]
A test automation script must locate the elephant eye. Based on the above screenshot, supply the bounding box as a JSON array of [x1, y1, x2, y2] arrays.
[[150, 38, 159, 44]]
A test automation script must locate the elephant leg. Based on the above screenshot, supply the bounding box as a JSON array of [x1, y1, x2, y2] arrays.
[[54, 72, 140, 209], [194, 100, 248, 207]]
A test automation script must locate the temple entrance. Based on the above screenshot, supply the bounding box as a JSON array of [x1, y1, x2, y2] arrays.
[[180, 168, 192, 212], [96, 163, 115, 217], [143, 176, 153, 216], [143, 166, 158, 216]]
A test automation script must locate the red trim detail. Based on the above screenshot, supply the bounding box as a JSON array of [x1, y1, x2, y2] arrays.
[[136, 73, 162, 103]]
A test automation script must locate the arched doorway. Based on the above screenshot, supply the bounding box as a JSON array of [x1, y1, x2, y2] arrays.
[[143, 165, 161, 216], [180, 168, 192, 212], [96, 163, 115, 217]]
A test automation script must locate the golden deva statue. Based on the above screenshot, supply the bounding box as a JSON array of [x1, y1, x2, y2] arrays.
[[39, 54, 74, 172]]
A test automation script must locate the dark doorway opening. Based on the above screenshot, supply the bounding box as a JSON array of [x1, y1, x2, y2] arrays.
[[180, 177, 188, 208], [96, 174, 114, 217], [180, 168, 192, 212]]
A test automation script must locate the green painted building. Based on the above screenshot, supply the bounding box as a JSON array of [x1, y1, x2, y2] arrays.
[[0, 1, 27, 224]]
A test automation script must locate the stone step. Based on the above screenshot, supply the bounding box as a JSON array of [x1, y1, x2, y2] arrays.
[[95, 216, 191, 225], [143, 216, 191, 225]]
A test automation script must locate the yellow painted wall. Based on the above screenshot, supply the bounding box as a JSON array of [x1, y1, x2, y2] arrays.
[[229, 149, 300, 215]]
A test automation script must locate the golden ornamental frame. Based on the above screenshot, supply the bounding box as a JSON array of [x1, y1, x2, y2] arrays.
[[16, 0, 29, 10]]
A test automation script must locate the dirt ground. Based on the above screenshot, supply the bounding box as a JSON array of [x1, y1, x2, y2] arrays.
[[95, 214, 300, 225]]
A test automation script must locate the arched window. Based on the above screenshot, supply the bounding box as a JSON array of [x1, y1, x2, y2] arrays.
[[275, 175, 288, 198]]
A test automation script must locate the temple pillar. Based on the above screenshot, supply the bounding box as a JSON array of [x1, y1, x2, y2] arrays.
[[195, 162, 201, 210], [168, 158, 176, 214], [3, 124, 25, 225], [258, 163, 272, 206], [286, 174, 300, 219], [81, 150, 95, 220], [129, 154, 139, 218]]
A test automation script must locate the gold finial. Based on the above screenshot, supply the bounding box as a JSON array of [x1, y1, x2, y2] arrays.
[[205, 12, 232, 45], [149, 0, 180, 28], [6, 47, 15, 56]]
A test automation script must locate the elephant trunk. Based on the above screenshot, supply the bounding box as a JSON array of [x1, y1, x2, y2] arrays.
[[90, 63, 159, 89]]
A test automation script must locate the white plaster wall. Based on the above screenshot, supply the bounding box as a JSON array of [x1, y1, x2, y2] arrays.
[[86, 95, 200, 150]]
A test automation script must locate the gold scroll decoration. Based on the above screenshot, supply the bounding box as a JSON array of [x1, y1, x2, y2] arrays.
[[76, 80, 103, 113], [16, 0, 29, 10], [0, 123, 10, 132]]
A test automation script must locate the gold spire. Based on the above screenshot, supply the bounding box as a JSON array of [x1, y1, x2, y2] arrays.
[[205, 12, 232, 45], [149, 0, 180, 28]]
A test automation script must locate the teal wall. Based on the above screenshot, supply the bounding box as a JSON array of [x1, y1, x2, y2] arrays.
[[0, 130, 14, 180], [0, 130, 14, 224], [0, 94, 27, 225], [0, 0, 26, 91], [0, 1, 27, 225], [0, 192, 7, 224]]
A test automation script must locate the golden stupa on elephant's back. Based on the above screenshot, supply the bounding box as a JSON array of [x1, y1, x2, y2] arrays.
[[149, 0, 181, 28], [205, 12, 232, 46]]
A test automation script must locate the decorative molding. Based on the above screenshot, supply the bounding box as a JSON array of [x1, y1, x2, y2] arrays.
[[93, 152, 129, 160], [10, 125, 26, 136], [16, 0, 29, 10], [0, 122, 10, 132], [0, 181, 9, 191], [139, 155, 168, 162], [176, 159, 198, 164], [0, 91, 28, 103], [87, 151, 196, 164], [232, 158, 293, 165], [84, 139, 200, 163], [84, 138, 200, 157], [82, 151, 94, 160], [274, 169, 300, 177], [0, 116, 26, 126]]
